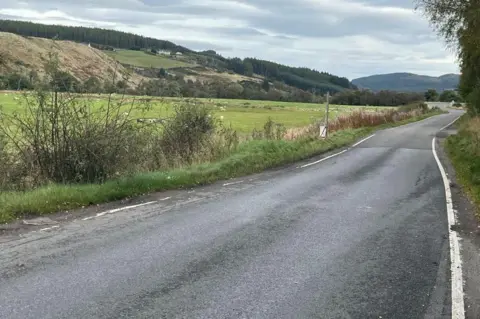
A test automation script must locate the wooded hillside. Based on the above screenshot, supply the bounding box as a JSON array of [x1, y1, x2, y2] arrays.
[[0, 19, 353, 94], [0, 19, 190, 53], [352, 72, 460, 92]]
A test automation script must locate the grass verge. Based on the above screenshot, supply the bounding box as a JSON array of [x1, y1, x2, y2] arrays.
[[0, 110, 443, 224], [445, 114, 480, 219]]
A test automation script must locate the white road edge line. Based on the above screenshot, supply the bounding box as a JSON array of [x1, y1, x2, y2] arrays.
[[432, 137, 465, 319], [82, 201, 157, 221], [300, 134, 375, 169]]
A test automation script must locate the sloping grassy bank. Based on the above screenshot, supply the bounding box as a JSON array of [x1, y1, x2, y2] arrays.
[[0, 110, 442, 224], [445, 114, 480, 219]]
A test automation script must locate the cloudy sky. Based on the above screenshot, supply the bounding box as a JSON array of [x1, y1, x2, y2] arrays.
[[0, 0, 459, 79]]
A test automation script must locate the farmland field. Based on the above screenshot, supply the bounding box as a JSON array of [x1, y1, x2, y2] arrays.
[[0, 92, 393, 134], [104, 50, 194, 69]]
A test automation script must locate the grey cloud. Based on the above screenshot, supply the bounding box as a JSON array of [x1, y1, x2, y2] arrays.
[[232, 2, 428, 44], [0, 0, 458, 78], [365, 0, 415, 8]]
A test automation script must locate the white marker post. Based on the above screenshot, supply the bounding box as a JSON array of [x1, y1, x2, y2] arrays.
[[324, 91, 330, 138]]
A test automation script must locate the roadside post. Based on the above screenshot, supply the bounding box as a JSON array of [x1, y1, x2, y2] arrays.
[[323, 91, 330, 138]]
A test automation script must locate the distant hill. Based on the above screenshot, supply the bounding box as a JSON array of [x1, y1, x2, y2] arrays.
[[0, 19, 354, 94], [0, 31, 146, 86], [352, 73, 460, 92]]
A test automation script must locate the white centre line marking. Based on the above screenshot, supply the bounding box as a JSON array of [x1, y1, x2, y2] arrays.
[[432, 137, 465, 319], [82, 201, 157, 221], [352, 134, 376, 147], [300, 150, 348, 168], [300, 134, 375, 169], [159, 197, 171, 201], [39, 225, 59, 232], [439, 115, 463, 131], [223, 181, 244, 186]]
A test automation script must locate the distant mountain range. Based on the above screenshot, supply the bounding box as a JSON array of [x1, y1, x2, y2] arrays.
[[352, 73, 460, 92]]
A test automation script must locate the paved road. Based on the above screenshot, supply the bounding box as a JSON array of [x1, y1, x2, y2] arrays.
[[0, 111, 463, 318]]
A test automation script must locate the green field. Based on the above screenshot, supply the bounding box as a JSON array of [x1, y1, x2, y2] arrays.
[[0, 93, 392, 134], [105, 50, 193, 69]]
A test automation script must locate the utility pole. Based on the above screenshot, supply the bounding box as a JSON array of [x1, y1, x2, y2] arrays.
[[324, 91, 330, 138]]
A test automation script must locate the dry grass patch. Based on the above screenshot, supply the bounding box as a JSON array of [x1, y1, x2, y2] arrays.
[[0, 32, 146, 86]]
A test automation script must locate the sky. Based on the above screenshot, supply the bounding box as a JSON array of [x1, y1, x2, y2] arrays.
[[0, 0, 460, 80]]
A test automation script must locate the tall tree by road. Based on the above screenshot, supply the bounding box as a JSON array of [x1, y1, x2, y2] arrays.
[[425, 89, 439, 102], [417, 0, 480, 114]]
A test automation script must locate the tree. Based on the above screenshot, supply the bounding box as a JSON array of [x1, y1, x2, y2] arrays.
[[415, 0, 466, 47], [83, 76, 102, 93], [116, 80, 128, 91], [244, 61, 254, 77], [158, 68, 167, 78], [262, 79, 270, 92], [50, 71, 79, 92], [439, 90, 460, 102], [0, 19, 191, 54], [28, 70, 38, 85], [416, 0, 480, 113], [5, 73, 33, 90], [330, 89, 423, 106], [424, 89, 439, 102]]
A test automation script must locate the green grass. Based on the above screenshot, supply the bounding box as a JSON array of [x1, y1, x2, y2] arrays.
[[0, 93, 393, 134], [0, 110, 442, 224], [0, 93, 24, 113], [94, 96, 394, 134], [104, 50, 193, 69], [445, 114, 480, 219]]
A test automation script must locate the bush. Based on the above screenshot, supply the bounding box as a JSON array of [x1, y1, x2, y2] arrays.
[[398, 102, 428, 113], [283, 108, 435, 140], [0, 93, 237, 189], [0, 53, 158, 185], [252, 117, 286, 140], [0, 132, 24, 190], [160, 103, 218, 165], [0, 89, 153, 184]]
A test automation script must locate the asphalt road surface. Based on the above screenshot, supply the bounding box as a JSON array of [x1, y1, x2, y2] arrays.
[[0, 110, 464, 319]]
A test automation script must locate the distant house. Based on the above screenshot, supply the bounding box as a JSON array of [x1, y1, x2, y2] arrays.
[[157, 50, 170, 55], [175, 52, 183, 56]]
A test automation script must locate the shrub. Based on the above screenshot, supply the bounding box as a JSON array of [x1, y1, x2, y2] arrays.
[[252, 117, 286, 140], [159, 102, 218, 165], [0, 89, 154, 184], [0, 53, 156, 185], [398, 102, 429, 113], [0, 90, 238, 189], [283, 108, 431, 140], [453, 102, 463, 108]]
